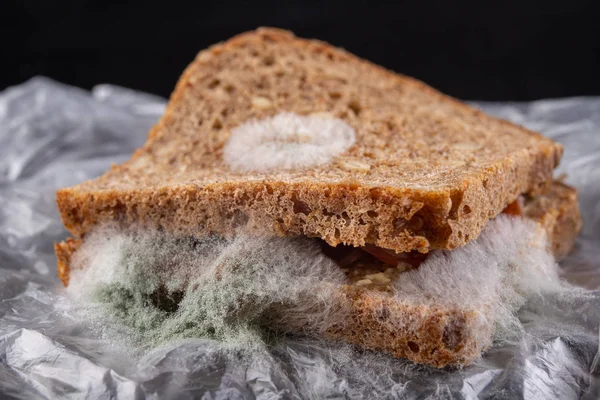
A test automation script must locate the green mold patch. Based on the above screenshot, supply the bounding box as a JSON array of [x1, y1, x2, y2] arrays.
[[67, 228, 348, 355]]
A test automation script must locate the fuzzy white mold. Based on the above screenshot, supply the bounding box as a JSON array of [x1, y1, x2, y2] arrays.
[[392, 215, 564, 342], [67, 215, 573, 355], [222, 112, 356, 172]]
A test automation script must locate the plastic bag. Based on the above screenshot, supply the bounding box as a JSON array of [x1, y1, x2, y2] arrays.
[[0, 77, 598, 399]]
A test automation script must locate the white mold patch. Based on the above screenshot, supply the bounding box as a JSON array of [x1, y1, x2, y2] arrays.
[[223, 112, 356, 172], [393, 215, 567, 341]]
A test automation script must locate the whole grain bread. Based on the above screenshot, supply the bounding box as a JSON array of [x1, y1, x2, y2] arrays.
[[56, 28, 563, 254], [55, 181, 582, 367]]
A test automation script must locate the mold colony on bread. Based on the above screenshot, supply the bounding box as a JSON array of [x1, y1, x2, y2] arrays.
[[67, 215, 567, 367], [67, 230, 349, 351], [223, 112, 356, 172]]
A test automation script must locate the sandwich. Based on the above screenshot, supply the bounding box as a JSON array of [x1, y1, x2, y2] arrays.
[[54, 28, 582, 368]]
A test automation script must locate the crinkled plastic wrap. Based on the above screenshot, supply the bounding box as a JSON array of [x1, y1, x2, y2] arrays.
[[0, 77, 599, 399]]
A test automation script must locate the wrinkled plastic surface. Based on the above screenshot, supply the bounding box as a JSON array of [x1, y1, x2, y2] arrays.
[[0, 77, 599, 399]]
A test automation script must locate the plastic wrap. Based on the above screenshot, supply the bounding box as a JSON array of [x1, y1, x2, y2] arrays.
[[0, 77, 598, 399]]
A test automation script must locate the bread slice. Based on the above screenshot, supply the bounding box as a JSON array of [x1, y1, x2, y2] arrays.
[[56, 28, 563, 254], [55, 181, 582, 367]]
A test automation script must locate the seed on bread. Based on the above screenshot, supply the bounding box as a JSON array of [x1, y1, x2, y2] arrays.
[[251, 96, 273, 109], [397, 262, 412, 272], [339, 159, 371, 172], [365, 272, 391, 284]]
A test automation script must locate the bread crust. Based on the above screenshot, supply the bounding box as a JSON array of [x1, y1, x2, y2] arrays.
[[56, 28, 562, 253], [522, 180, 582, 260], [55, 237, 81, 287]]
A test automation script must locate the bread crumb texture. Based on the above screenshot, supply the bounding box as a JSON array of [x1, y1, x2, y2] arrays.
[[66, 214, 571, 368], [56, 27, 563, 253]]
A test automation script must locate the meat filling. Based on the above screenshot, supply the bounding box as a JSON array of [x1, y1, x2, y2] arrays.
[[322, 196, 525, 292]]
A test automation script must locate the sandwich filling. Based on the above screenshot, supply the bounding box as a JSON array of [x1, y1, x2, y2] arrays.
[[327, 196, 524, 292]]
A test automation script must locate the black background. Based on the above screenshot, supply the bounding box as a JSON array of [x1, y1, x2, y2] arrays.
[[4, 0, 600, 101]]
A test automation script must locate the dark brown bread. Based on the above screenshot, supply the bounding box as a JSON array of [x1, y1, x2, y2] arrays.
[[56, 28, 562, 254], [55, 181, 582, 366]]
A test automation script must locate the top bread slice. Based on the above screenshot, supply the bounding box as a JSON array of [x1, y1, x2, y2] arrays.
[[56, 28, 562, 253]]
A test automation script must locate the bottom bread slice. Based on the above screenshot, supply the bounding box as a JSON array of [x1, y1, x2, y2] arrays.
[[54, 181, 581, 367]]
